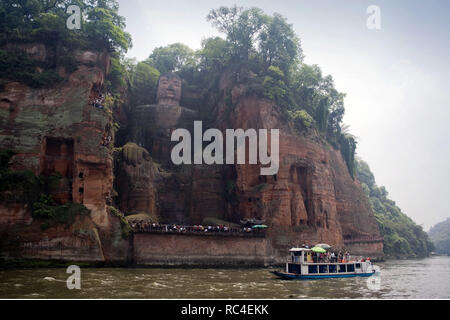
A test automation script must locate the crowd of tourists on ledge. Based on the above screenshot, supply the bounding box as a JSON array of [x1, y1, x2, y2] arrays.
[[129, 221, 265, 235], [89, 86, 105, 110]]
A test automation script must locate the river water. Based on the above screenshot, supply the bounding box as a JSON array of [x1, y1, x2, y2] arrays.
[[0, 256, 449, 299]]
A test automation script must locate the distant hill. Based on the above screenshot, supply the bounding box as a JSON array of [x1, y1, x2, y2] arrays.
[[356, 159, 434, 258], [428, 218, 450, 255]]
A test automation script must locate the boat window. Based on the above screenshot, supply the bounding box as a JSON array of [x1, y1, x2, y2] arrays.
[[288, 264, 301, 274], [338, 264, 346, 273], [319, 265, 328, 273], [329, 265, 337, 273], [355, 263, 361, 269], [308, 265, 318, 274], [347, 264, 355, 272]]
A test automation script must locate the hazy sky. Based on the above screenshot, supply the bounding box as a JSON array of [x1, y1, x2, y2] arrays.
[[117, 0, 450, 230]]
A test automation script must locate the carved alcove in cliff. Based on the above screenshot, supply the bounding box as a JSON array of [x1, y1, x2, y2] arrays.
[[0, 98, 14, 112], [222, 165, 239, 222], [41, 137, 74, 204], [289, 164, 315, 227]]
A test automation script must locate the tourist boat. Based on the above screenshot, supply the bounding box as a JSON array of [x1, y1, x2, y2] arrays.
[[271, 248, 379, 280]]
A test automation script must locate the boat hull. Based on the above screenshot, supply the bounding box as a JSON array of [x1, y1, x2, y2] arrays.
[[271, 270, 376, 280]]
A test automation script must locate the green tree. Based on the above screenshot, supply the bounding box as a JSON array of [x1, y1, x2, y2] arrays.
[[31, 12, 68, 45], [262, 65, 289, 106], [106, 55, 126, 92], [289, 64, 345, 128], [0, 0, 132, 53], [207, 6, 269, 64], [290, 110, 315, 130], [428, 218, 450, 255], [0, 0, 131, 94], [130, 62, 160, 105], [197, 37, 230, 74], [146, 43, 196, 74], [258, 13, 302, 76], [0, 0, 47, 44], [314, 98, 329, 133], [339, 134, 357, 178], [83, 0, 132, 53]]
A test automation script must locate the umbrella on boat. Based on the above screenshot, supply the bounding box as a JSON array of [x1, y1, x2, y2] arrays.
[[315, 243, 331, 250], [251, 224, 268, 229], [311, 246, 327, 253]]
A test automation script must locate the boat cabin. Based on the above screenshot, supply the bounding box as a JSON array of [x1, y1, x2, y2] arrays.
[[285, 247, 373, 277]]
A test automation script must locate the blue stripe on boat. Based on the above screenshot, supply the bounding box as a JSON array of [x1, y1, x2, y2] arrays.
[[271, 271, 375, 280]]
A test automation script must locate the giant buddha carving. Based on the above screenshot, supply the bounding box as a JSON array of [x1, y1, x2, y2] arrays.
[[119, 73, 198, 223], [156, 73, 182, 106], [129, 73, 197, 161]]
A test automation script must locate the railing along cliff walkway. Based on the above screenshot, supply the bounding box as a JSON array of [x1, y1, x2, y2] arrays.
[[130, 222, 266, 238], [343, 236, 384, 244]]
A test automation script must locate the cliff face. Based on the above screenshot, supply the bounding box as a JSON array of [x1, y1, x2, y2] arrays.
[[116, 77, 383, 259], [0, 47, 383, 264], [0, 44, 128, 263], [214, 92, 382, 255]]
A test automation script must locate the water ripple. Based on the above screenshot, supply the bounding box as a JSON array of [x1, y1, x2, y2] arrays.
[[0, 257, 449, 298]]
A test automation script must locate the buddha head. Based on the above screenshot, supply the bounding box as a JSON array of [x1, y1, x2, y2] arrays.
[[156, 73, 182, 106]]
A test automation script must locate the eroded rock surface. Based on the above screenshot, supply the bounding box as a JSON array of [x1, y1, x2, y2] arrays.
[[0, 48, 383, 264], [217, 93, 382, 254], [0, 45, 127, 262], [117, 74, 383, 259]]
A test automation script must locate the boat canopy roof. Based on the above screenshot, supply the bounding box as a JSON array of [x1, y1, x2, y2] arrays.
[[289, 248, 311, 252]]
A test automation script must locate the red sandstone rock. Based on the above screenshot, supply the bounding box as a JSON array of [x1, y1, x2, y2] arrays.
[[0, 46, 127, 262], [0, 214, 105, 262], [115, 143, 157, 216], [216, 93, 382, 254], [0, 50, 383, 264], [120, 76, 383, 259]]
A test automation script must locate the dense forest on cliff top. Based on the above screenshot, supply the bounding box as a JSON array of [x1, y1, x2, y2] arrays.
[[0, 1, 434, 256], [0, 0, 131, 91], [356, 159, 434, 258], [428, 218, 450, 255]]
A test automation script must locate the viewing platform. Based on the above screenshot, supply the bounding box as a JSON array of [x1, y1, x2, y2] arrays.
[[129, 222, 267, 238]]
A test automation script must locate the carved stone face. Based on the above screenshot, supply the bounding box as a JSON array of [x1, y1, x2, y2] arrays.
[[156, 75, 182, 106]]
